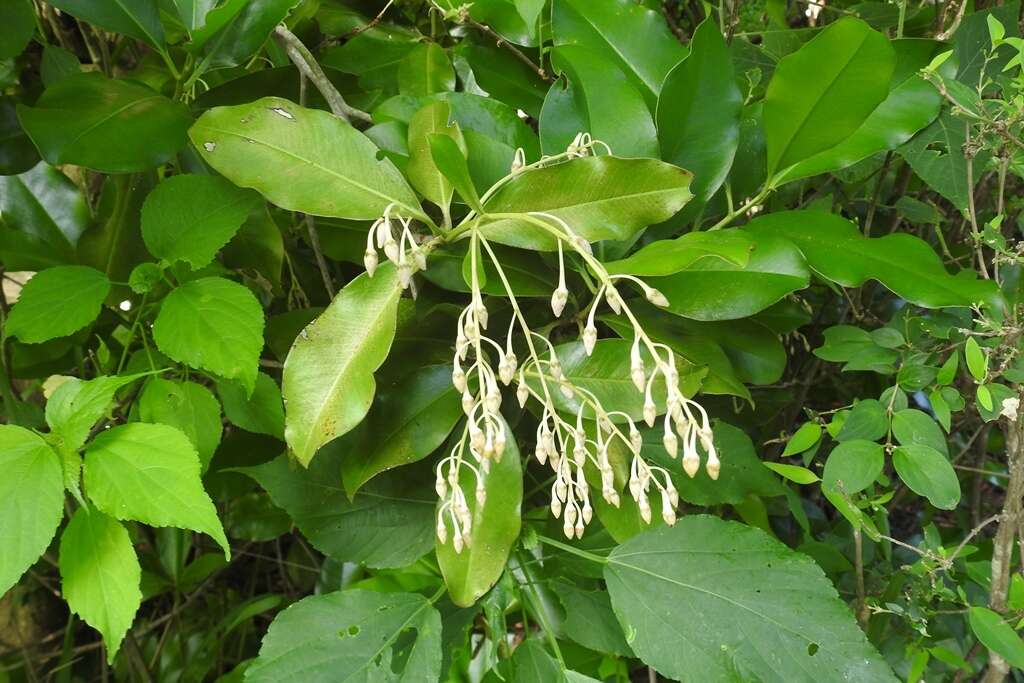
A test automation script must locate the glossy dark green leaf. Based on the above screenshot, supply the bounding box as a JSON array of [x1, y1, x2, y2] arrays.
[[552, 0, 686, 106], [242, 452, 435, 568], [657, 19, 741, 207], [899, 113, 985, 214], [763, 18, 894, 175], [814, 325, 899, 373], [6, 266, 110, 343], [190, 97, 425, 222], [892, 444, 960, 510], [605, 516, 897, 682], [480, 156, 692, 250], [340, 364, 462, 495], [188, 0, 298, 69], [438, 419, 522, 607], [320, 23, 418, 93], [0, 162, 85, 269], [746, 211, 1000, 309], [40, 45, 81, 86], [0, 0, 34, 59], [48, 0, 164, 48], [0, 97, 40, 175], [282, 265, 402, 466], [607, 229, 752, 276], [456, 40, 547, 118], [540, 45, 658, 159], [783, 422, 822, 456], [141, 174, 261, 269], [553, 580, 632, 656], [398, 42, 455, 96], [646, 231, 810, 321], [822, 440, 884, 495], [18, 74, 191, 173]]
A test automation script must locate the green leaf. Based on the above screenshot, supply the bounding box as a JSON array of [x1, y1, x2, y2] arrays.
[[965, 337, 988, 381], [429, 133, 483, 212], [0, 96, 39, 176], [552, 0, 686, 105], [217, 372, 284, 440], [480, 156, 692, 250], [814, 324, 899, 373], [187, 0, 298, 70], [763, 17, 895, 175], [138, 378, 223, 471], [645, 231, 810, 321], [0, 0, 35, 59], [246, 590, 442, 682], [746, 211, 1000, 309], [6, 266, 110, 343], [190, 97, 425, 222], [606, 229, 753, 276], [540, 45, 658, 159], [282, 265, 402, 466], [84, 423, 229, 556], [0, 425, 64, 596], [398, 42, 455, 96], [48, 0, 164, 48], [423, 241, 554, 297], [152, 276, 264, 393], [892, 408, 948, 456], [764, 462, 820, 485], [438, 419, 523, 607], [977, 384, 994, 412], [45, 373, 146, 454], [657, 19, 742, 206], [553, 579, 632, 656], [822, 440, 885, 495], [775, 38, 946, 184], [58, 508, 141, 663], [242, 451, 435, 568], [969, 607, 1024, 670], [936, 350, 959, 385], [456, 40, 547, 118], [18, 73, 191, 173], [892, 445, 960, 510], [783, 422, 822, 456], [171, 0, 217, 31], [40, 45, 81, 86], [605, 516, 897, 682], [141, 174, 262, 269], [0, 162, 86, 270], [78, 173, 155, 295], [341, 364, 462, 495], [407, 101, 465, 214], [836, 399, 888, 442], [899, 113, 985, 213]]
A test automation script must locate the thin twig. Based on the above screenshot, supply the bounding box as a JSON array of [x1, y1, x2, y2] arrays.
[[462, 17, 551, 81], [305, 214, 335, 299], [340, 0, 394, 39]]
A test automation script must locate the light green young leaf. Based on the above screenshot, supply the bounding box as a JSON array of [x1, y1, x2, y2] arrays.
[[0, 425, 64, 596], [190, 97, 426, 222], [84, 423, 229, 557], [141, 174, 261, 269], [217, 371, 285, 440], [407, 100, 465, 215], [152, 276, 264, 394], [45, 373, 147, 454], [764, 462, 820, 485], [6, 266, 110, 343], [782, 422, 822, 456], [340, 364, 462, 495], [138, 378, 223, 471], [764, 17, 895, 175], [892, 445, 960, 510], [283, 264, 403, 466], [480, 156, 692, 250], [398, 42, 455, 96], [965, 337, 988, 381], [429, 133, 483, 212], [969, 606, 1024, 669], [59, 508, 141, 663], [246, 590, 442, 682], [18, 73, 190, 173], [606, 229, 753, 276], [746, 211, 1001, 309], [605, 516, 897, 682], [438, 419, 523, 607]]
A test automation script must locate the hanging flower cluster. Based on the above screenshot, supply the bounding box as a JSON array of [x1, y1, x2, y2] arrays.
[[364, 137, 720, 552]]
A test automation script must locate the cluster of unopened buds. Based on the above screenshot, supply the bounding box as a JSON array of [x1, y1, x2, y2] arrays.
[[363, 204, 427, 289], [363, 137, 721, 552]]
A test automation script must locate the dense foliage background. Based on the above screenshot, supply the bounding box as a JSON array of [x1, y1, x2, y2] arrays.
[[1, 0, 1024, 681]]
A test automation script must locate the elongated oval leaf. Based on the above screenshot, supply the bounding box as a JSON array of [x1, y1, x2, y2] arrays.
[[763, 18, 895, 175], [407, 100, 464, 213], [246, 590, 442, 682], [190, 97, 425, 221], [84, 423, 229, 556], [283, 264, 403, 465], [48, 0, 164, 48], [892, 444, 960, 510], [969, 606, 1024, 670], [0, 425, 64, 596], [6, 266, 110, 343], [438, 419, 523, 607], [18, 73, 191, 173], [606, 229, 753, 276], [746, 211, 1000, 309], [480, 156, 692, 250], [605, 516, 897, 682]]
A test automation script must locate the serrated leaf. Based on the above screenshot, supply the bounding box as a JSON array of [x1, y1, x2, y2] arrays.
[[84, 423, 229, 557], [604, 516, 897, 682], [138, 378, 223, 471], [6, 266, 110, 343], [282, 264, 402, 466], [59, 508, 141, 663], [152, 276, 264, 393], [46, 373, 147, 454]]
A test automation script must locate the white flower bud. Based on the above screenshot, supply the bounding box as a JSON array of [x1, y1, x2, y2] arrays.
[[560, 382, 575, 400], [462, 390, 475, 415], [452, 366, 466, 392], [534, 444, 548, 465], [705, 446, 720, 481], [413, 248, 427, 271], [643, 399, 656, 428], [551, 496, 562, 518], [682, 451, 700, 478], [436, 517, 447, 544], [498, 359, 514, 385], [398, 263, 412, 289], [453, 529, 464, 554], [551, 286, 569, 317], [583, 324, 597, 356], [435, 471, 448, 497], [646, 288, 670, 307], [364, 248, 379, 276], [476, 483, 487, 506], [494, 428, 506, 460], [605, 488, 620, 507], [565, 504, 578, 526], [470, 425, 485, 452], [638, 495, 652, 524], [582, 501, 593, 524], [383, 236, 399, 262], [575, 519, 585, 539], [663, 430, 678, 458], [517, 383, 529, 408], [661, 494, 676, 526], [573, 444, 586, 468], [605, 285, 622, 314], [485, 386, 501, 413], [630, 425, 642, 453], [628, 473, 642, 500], [631, 365, 646, 393], [564, 519, 575, 538], [549, 358, 563, 380], [475, 303, 488, 330], [555, 479, 568, 501]]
